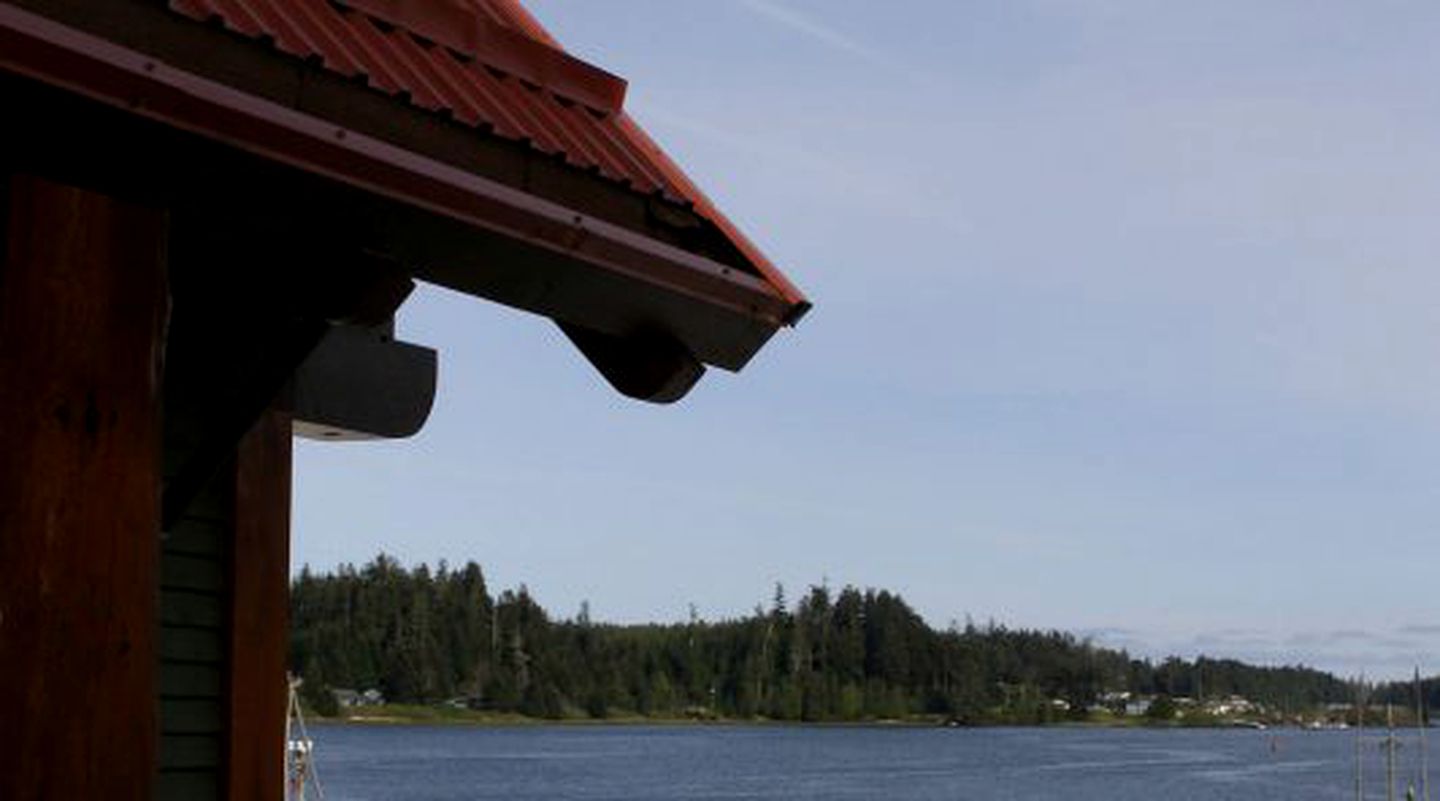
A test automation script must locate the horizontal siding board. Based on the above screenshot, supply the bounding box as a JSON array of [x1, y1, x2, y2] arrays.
[[159, 663, 223, 698], [160, 553, 224, 592], [158, 463, 230, 800], [160, 590, 224, 628], [160, 699, 224, 734], [154, 769, 220, 801], [159, 735, 222, 770], [159, 626, 224, 663], [163, 517, 226, 557], [166, 476, 230, 522]]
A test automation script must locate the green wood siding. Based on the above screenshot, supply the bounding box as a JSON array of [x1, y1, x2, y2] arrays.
[[156, 480, 230, 801]]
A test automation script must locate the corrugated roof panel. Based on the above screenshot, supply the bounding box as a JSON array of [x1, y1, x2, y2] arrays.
[[231, 0, 309, 56], [525, 93, 600, 170], [431, 55, 525, 138], [360, 16, 452, 111], [168, 0, 678, 191], [402, 38, 487, 127], [469, 0, 561, 49], [277, 2, 364, 75], [165, 0, 807, 308], [336, 10, 422, 100], [585, 111, 674, 198], [184, 0, 262, 37], [489, 73, 568, 156]]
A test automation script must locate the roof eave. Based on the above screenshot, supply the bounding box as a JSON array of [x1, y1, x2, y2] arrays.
[[0, 3, 796, 374]]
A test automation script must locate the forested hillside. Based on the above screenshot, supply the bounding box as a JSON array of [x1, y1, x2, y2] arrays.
[[290, 556, 1350, 721]]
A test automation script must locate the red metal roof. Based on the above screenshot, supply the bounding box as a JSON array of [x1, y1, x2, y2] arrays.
[[167, 0, 807, 310]]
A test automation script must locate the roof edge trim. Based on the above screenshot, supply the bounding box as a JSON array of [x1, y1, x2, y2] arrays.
[[616, 113, 810, 313], [438, 0, 810, 317]]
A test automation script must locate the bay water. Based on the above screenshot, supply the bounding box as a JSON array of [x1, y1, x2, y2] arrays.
[[311, 724, 1423, 800]]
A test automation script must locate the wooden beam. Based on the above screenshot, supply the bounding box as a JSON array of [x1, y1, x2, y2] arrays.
[[159, 239, 417, 528], [0, 174, 168, 801], [557, 321, 704, 404], [226, 406, 293, 801], [292, 324, 437, 440], [159, 316, 324, 531]]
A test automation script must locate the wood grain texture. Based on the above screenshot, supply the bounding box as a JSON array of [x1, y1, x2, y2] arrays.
[[227, 407, 293, 801], [0, 175, 168, 801]]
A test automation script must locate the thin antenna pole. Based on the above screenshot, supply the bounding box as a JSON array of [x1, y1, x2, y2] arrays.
[[1418, 668, 1430, 801], [1359, 676, 1367, 801], [1389, 702, 1398, 801]]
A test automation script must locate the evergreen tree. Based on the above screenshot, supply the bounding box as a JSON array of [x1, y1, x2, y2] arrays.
[[289, 556, 1353, 721]]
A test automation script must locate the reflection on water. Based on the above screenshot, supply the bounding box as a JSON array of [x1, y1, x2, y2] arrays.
[[311, 724, 1432, 801]]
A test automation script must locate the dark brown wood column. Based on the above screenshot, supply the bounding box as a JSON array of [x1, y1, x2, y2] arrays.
[[0, 175, 168, 801], [226, 407, 293, 801]]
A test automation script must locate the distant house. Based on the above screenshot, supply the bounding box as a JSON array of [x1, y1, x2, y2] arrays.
[[1126, 698, 1154, 716], [331, 687, 383, 707], [1206, 695, 1256, 716]]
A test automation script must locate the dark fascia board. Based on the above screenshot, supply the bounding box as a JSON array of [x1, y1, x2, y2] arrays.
[[0, 2, 793, 371]]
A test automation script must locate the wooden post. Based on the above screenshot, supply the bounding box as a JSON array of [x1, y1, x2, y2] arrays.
[[227, 407, 293, 801], [0, 175, 169, 801]]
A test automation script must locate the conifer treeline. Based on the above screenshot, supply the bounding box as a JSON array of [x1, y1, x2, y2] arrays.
[[289, 555, 1350, 721]]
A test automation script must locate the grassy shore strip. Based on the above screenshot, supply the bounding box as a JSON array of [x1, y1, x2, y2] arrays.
[[325, 705, 931, 726], [318, 705, 1269, 729]]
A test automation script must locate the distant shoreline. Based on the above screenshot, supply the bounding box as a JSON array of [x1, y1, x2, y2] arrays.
[[310, 705, 1280, 730], [315, 706, 940, 727], [292, 558, 1367, 731]]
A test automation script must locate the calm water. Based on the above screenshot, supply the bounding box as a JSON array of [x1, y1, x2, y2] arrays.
[[311, 724, 1431, 800]]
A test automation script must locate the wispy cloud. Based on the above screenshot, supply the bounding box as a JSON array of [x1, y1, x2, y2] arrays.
[[634, 106, 838, 174], [631, 103, 966, 229], [737, 0, 921, 82]]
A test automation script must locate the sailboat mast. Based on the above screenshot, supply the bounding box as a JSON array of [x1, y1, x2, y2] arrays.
[[1360, 676, 1367, 801], [1389, 702, 1398, 801], [1418, 668, 1430, 801]]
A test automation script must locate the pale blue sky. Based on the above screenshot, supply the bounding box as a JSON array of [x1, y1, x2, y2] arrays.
[[294, 1, 1440, 679]]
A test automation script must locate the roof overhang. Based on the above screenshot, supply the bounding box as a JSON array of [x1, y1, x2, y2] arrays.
[[0, 2, 806, 400]]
